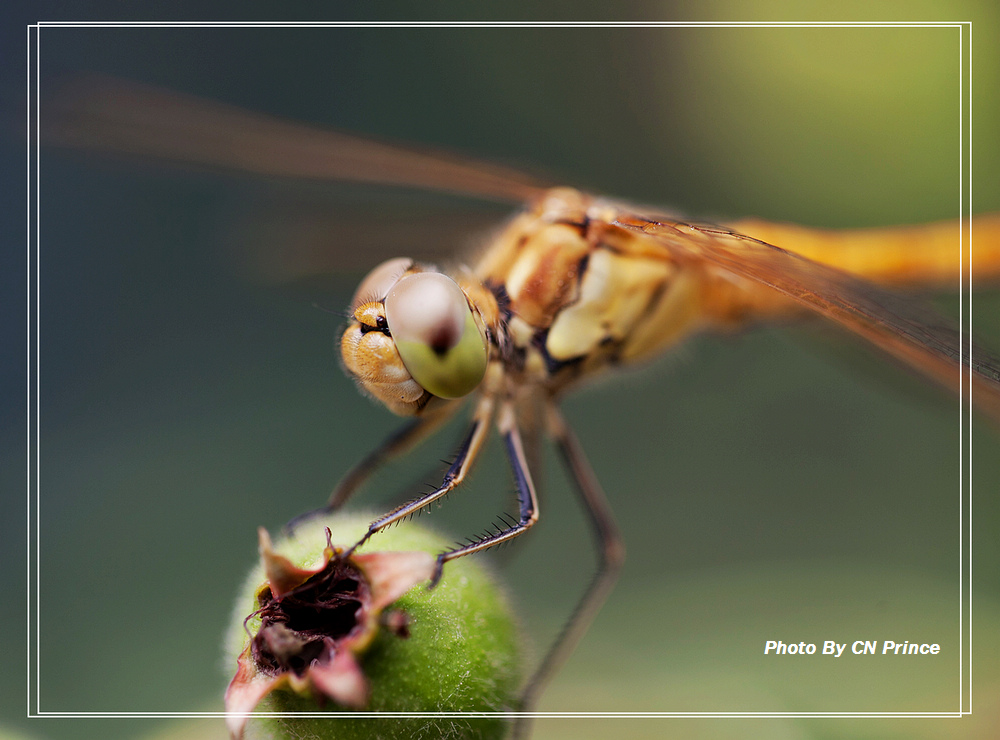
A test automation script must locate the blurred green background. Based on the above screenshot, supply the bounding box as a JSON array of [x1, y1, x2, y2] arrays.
[[5, 2, 1000, 739]]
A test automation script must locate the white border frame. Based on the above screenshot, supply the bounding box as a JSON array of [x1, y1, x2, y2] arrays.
[[25, 19, 976, 724]]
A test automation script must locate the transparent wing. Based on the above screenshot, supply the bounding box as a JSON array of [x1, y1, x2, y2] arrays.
[[41, 75, 550, 205], [220, 194, 512, 281], [613, 211, 1000, 420]]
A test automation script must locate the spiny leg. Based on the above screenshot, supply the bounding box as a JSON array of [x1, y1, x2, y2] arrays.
[[430, 400, 540, 586], [344, 393, 496, 557], [516, 403, 625, 723], [284, 405, 455, 534], [326, 403, 459, 510]]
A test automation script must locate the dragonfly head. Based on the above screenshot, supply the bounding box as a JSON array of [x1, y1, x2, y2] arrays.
[[341, 258, 489, 416]]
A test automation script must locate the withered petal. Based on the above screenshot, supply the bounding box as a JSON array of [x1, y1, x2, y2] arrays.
[[258, 526, 335, 598], [225, 647, 282, 740], [308, 647, 370, 708], [355, 550, 436, 612]]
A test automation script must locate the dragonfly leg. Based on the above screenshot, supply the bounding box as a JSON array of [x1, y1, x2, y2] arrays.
[[515, 403, 625, 726], [283, 405, 455, 534], [430, 400, 540, 586], [344, 393, 495, 556]]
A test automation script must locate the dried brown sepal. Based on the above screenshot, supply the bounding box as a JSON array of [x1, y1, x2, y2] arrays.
[[224, 528, 435, 739]]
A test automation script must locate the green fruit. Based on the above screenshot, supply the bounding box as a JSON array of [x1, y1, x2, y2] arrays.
[[224, 512, 523, 740]]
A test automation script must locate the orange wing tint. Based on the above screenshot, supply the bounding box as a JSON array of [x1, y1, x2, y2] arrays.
[[614, 212, 1000, 420]]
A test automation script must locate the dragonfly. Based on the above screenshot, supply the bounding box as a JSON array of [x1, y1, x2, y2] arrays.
[[44, 76, 1000, 721]]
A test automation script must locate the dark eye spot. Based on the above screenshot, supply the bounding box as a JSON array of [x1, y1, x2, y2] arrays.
[[359, 315, 391, 336], [428, 324, 459, 356]]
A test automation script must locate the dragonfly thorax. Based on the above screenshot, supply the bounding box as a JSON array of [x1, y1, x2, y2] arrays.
[[473, 188, 703, 395]]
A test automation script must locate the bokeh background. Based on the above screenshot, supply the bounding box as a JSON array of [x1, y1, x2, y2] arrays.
[[4, 2, 1000, 739]]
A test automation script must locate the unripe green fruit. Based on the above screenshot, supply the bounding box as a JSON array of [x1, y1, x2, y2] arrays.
[[224, 512, 523, 740]]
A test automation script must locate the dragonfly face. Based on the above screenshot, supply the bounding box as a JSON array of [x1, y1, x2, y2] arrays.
[[341, 258, 490, 415]]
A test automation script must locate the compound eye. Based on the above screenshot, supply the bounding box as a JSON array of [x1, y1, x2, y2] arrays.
[[383, 273, 487, 399], [351, 258, 413, 310]]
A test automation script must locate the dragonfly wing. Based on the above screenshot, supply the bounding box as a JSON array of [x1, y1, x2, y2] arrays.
[[614, 212, 1000, 420], [219, 193, 511, 282], [41, 75, 550, 205]]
